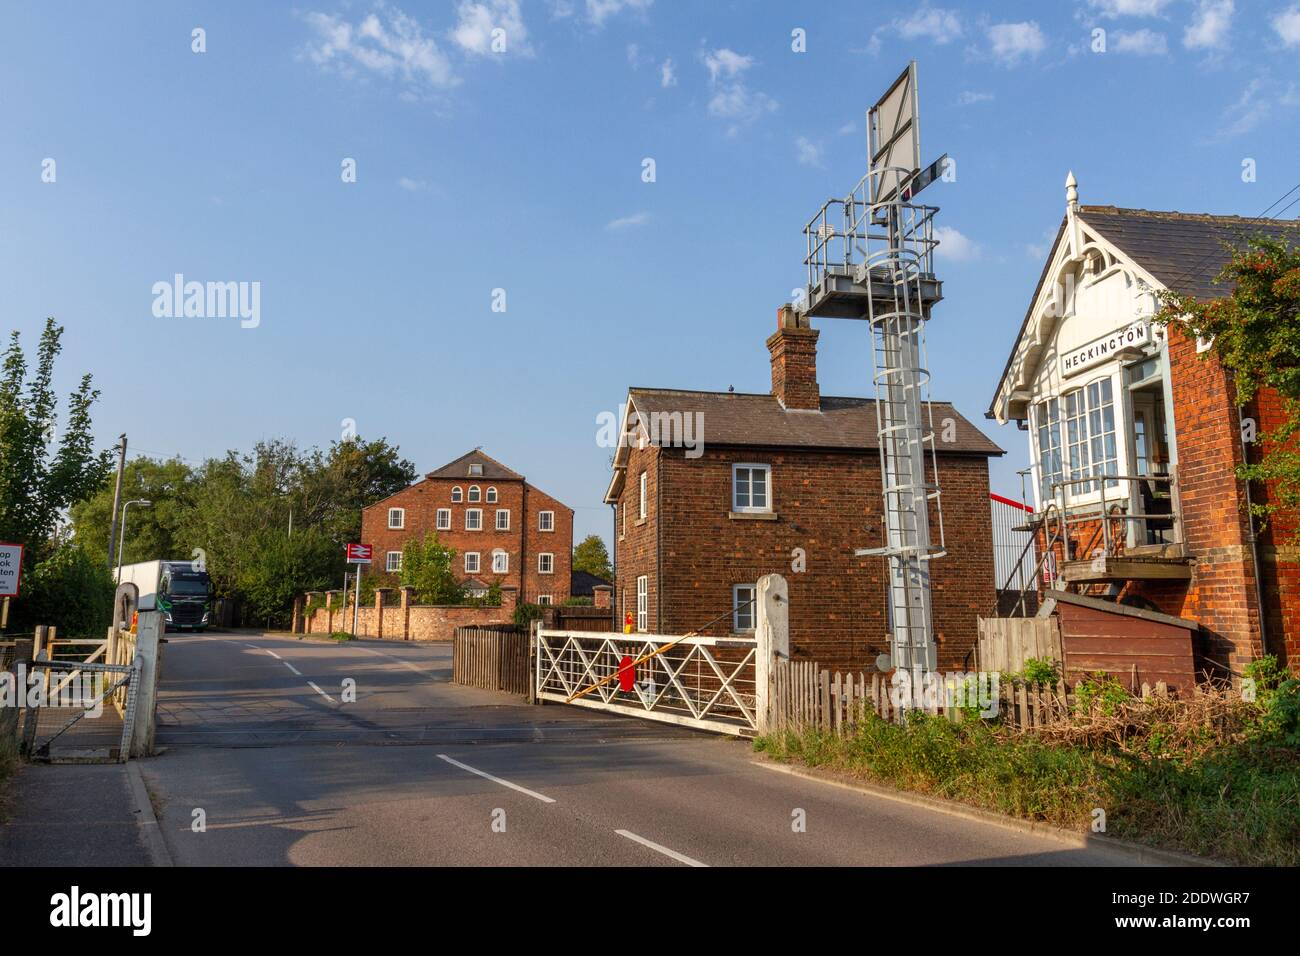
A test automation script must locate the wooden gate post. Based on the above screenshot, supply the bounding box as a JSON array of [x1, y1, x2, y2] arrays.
[[754, 573, 789, 734], [129, 611, 164, 758]]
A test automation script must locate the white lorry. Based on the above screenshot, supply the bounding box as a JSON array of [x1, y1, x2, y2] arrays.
[[115, 560, 213, 632]]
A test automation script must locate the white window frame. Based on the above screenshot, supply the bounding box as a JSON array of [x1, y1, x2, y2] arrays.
[[465, 508, 483, 531], [386, 551, 402, 573], [733, 584, 757, 632], [469, 463, 484, 477], [464, 552, 480, 574], [538, 552, 554, 574], [388, 507, 405, 530], [638, 471, 647, 520], [451, 486, 463, 503], [1031, 371, 1124, 510], [732, 463, 772, 513], [436, 508, 451, 531], [486, 486, 497, 503], [537, 594, 553, 606], [538, 510, 555, 532], [636, 576, 648, 632], [495, 509, 510, 531], [492, 550, 509, 574], [468, 485, 481, 503]]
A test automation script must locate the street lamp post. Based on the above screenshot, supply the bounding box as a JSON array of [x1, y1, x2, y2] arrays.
[[115, 499, 153, 586]]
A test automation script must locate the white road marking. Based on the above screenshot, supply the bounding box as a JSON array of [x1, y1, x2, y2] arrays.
[[437, 754, 556, 803], [264, 650, 282, 660], [614, 829, 708, 867], [307, 681, 335, 702], [353, 646, 431, 676], [283, 662, 302, 676]]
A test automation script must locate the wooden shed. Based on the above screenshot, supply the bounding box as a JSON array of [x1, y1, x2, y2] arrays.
[[1039, 590, 1199, 695]]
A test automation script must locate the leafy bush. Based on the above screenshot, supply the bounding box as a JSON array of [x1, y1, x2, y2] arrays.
[[9, 543, 114, 638], [1073, 671, 1131, 716], [1021, 657, 1060, 686], [513, 602, 545, 628], [563, 596, 593, 606], [400, 533, 464, 605]]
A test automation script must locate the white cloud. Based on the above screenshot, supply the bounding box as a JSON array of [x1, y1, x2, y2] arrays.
[[1219, 77, 1273, 137], [957, 90, 994, 105], [934, 225, 980, 263], [795, 136, 824, 168], [660, 58, 677, 87], [987, 21, 1047, 65], [605, 211, 650, 231], [303, 7, 457, 90], [702, 48, 776, 132], [586, 0, 652, 27], [451, 0, 530, 56], [895, 8, 963, 44], [838, 120, 857, 135], [1087, 0, 1173, 17], [1273, 5, 1300, 46], [1113, 28, 1168, 54], [398, 176, 429, 191], [1184, 0, 1233, 50]]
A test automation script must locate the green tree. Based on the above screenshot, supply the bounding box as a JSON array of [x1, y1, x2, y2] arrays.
[[10, 543, 115, 637], [0, 319, 111, 572], [236, 525, 338, 628], [70, 457, 195, 568], [1156, 236, 1300, 530], [572, 534, 612, 580], [400, 533, 464, 605]]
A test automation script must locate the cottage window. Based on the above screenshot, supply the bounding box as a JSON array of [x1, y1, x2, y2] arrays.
[[465, 508, 483, 531], [492, 550, 509, 573], [539, 510, 555, 532], [486, 486, 498, 503], [538, 553, 554, 574], [496, 509, 510, 531], [387, 508, 405, 530], [538, 594, 553, 606], [464, 552, 480, 574], [732, 464, 771, 512], [636, 576, 648, 632], [451, 486, 463, 503], [386, 551, 402, 573], [733, 584, 756, 632], [436, 508, 451, 531], [468, 485, 481, 503]]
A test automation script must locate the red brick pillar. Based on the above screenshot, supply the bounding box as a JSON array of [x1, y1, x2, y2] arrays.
[[375, 588, 393, 639], [400, 587, 416, 640], [325, 591, 336, 633]]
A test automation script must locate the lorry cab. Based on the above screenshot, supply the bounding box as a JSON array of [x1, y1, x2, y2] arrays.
[[158, 562, 212, 631]]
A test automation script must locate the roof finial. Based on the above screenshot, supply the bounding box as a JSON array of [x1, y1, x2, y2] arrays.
[[1066, 171, 1079, 213]]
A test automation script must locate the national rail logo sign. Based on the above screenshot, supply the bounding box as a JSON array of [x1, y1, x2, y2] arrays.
[[344, 543, 373, 564]]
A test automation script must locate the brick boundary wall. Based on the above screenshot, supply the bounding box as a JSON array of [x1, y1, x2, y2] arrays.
[[302, 586, 518, 641]]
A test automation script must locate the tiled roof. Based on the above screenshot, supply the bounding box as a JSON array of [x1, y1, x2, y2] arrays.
[[627, 388, 1004, 457], [1080, 205, 1300, 300], [570, 570, 611, 597], [425, 449, 523, 481]]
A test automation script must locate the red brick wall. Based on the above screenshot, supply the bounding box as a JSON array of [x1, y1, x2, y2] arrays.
[[360, 476, 573, 605], [613, 441, 660, 633], [1250, 385, 1300, 671], [612, 445, 995, 672]]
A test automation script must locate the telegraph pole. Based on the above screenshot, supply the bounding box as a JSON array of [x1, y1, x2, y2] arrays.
[[106, 433, 127, 574]]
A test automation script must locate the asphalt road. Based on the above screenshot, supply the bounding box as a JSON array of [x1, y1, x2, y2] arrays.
[[121, 631, 1149, 867]]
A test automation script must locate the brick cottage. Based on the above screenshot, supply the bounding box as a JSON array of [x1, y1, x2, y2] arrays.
[[360, 449, 574, 607], [988, 174, 1300, 679], [604, 305, 1004, 672]]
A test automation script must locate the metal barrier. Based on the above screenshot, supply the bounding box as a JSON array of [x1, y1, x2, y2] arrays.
[[1051, 473, 1179, 560], [535, 629, 760, 735]]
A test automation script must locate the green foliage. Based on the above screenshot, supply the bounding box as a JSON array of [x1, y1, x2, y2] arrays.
[[1253, 679, 1300, 747], [572, 534, 612, 580], [1245, 654, 1285, 692], [563, 596, 593, 606], [235, 526, 338, 628], [0, 319, 111, 572], [329, 631, 354, 642], [462, 580, 503, 608], [513, 602, 545, 628], [70, 457, 195, 568], [1020, 657, 1061, 686], [400, 533, 464, 605], [1155, 236, 1300, 530], [1074, 671, 1131, 716], [9, 543, 114, 637]]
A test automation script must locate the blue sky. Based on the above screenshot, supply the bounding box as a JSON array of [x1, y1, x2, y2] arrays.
[[4, 0, 1298, 549]]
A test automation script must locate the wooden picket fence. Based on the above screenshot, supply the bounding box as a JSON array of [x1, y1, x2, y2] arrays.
[[766, 657, 1168, 735], [452, 625, 529, 696]]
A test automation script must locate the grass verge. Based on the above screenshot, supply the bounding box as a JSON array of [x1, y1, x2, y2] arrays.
[[755, 706, 1299, 866]]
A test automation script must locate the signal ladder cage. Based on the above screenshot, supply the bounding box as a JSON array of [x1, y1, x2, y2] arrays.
[[800, 165, 949, 684]]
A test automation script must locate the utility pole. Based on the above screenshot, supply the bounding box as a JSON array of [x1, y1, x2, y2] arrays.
[[106, 434, 127, 573]]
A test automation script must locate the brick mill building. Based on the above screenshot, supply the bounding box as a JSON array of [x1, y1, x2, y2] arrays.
[[361, 449, 574, 606], [987, 174, 1300, 680], [604, 305, 1004, 672]]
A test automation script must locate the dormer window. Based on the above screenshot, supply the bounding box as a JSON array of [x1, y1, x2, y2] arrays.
[[451, 486, 463, 503], [468, 485, 481, 503], [486, 486, 498, 503], [469, 463, 484, 476]]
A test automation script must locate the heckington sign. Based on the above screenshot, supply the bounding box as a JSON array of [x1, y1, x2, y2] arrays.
[[1061, 321, 1150, 377]]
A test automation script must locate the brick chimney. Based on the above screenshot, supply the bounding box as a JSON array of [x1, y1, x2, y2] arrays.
[[766, 304, 820, 410]]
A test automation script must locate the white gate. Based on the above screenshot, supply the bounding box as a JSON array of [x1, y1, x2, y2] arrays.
[[534, 574, 789, 737]]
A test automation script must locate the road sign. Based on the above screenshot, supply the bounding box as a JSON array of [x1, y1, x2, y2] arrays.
[[345, 543, 373, 565], [0, 542, 24, 597]]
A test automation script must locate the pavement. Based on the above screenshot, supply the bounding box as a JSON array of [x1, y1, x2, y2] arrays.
[[3, 630, 1156, 867]]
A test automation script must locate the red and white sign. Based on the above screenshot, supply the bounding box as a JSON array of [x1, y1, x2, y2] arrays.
[[0, 542, 24, 597], [345, 543, 373, 565]]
